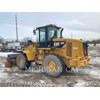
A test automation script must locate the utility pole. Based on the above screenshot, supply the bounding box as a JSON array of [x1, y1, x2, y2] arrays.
[[71, 32, 73, 39], [15, 15, 18, 42]]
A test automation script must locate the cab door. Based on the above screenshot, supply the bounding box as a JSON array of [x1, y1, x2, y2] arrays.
[[39, 27, 47, 48]]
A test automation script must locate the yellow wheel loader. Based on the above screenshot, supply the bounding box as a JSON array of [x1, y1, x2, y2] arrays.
[[5, 24, 90, 77]]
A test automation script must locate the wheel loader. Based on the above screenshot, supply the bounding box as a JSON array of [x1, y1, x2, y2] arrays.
[[5, 24, 90, 77]]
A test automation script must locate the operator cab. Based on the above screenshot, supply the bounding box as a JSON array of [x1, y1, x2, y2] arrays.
[[33, 24, 63, 48]]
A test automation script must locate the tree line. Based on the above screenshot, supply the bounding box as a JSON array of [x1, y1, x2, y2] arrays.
[[0, 36, 32, 43], [86, 39, 100, 44]]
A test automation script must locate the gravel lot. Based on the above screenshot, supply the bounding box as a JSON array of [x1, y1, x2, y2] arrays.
[[0, 46, 100, 87]]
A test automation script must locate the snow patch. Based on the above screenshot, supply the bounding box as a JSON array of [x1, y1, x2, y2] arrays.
[[90, 57, 100, 64], [39, 80, 45, 84], [2, 64, 5, 67], [86, 69, 100, 78], [0, 62, 3, 65], [72, 67, 100, 79], [74, 80, 87, 87], [0, 73, 8, 79], [0, 62, 5, 67]]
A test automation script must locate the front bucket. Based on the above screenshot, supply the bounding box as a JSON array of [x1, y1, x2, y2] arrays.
[[5, 58, 13, 68]]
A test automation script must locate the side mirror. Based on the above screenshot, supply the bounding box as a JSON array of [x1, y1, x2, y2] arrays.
[[61, 28, 64, 33], [33, 29, 36, 35], [60, 28, 64, 38]]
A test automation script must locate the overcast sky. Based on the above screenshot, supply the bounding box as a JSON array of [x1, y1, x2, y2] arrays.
[[0, 12, 100, 41]]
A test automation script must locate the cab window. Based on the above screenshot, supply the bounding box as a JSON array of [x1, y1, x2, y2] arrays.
[[39, 28, 46, 42], [48, 27, 61, 41]]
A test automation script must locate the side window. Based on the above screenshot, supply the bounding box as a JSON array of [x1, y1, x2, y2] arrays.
[[48, 27, 58, 41], [48, 30, 54, 41], [40, 28, 46, 42]]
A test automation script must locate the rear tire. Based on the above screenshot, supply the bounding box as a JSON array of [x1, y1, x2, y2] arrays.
[[16, 54, 31, 70], [43, 55, 65, 77]]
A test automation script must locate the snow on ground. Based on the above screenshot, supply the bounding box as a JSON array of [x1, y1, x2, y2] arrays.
[[0, 73, 8, 80], [89, 57, 100, 64], [74, 80, 88, 87], [72, 66, 100, 79], [72, 55, 100, 78], [39, 80, 45, 84], [0, 63, 8, 81], [0, 46, 100, 87]]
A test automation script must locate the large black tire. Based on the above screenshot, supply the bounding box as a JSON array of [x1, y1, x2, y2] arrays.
[[16, 54, 31, 70], [43, 55, 66, 77]]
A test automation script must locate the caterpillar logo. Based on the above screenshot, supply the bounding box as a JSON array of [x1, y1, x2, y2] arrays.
[[53, 41, 65, 47]]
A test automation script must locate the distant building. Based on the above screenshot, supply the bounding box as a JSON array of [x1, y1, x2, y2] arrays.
[[0, 43, 2, 47], [96, 43, 100, 47], [88, 44, 94, 47], [88, 43, 100, 47], [7, 42, 20, 49]]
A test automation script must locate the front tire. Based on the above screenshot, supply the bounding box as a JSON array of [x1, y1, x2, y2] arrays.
[[43, 55, 65, 77], [16, 54, 31, 70]]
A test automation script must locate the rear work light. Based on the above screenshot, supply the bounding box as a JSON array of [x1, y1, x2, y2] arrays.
[[84, 49, 87, 55], [83, 42, 88, 56]]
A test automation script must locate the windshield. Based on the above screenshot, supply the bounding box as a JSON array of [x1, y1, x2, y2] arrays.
[[48, 27, 61, 41]]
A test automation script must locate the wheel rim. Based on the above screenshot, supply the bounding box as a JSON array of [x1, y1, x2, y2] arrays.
[[48, 60, 56, 71], [19, 58, 24, 65]]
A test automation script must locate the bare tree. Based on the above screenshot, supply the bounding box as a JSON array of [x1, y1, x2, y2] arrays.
[[22, 37, 32, 42], [0, 36, 4, 43]]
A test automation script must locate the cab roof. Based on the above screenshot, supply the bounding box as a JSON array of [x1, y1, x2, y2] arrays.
[[36, 24, 62, 30]]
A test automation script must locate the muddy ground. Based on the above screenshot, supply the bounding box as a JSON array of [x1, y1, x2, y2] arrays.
[[0, 46, 100, 87]]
